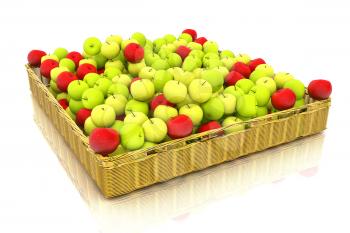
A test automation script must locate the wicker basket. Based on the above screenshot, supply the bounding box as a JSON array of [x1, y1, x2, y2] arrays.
[[26, 65, 331, 198]]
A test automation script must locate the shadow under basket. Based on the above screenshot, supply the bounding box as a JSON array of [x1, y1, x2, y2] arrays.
[[26, 65, 331, 198]]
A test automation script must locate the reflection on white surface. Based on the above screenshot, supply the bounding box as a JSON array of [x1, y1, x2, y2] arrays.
[[33, 98, 325, 233]]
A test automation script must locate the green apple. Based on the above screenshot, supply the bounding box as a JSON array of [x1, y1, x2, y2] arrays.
[[84, 117, 97, 135], [218, 93, 236, 115], [109, 145, 127, 156], [124, 111, 149, 125], [103, 67, 122, 80], [182, 56, 200, 72], [211, 66, 229, 77], [106, 35, 122, 45], [206, 59, 223, 69], [274, 72, 295, 89], [83, 73, 100, 88], [201, 69, 224, 92], [154, 70, 173, 92], [120, 38, 139, 50], [93, 53, 108, 69], [69, 99, 84, 114], [130, 79, 155, 101], [201, 97, 225, 120], [59, 58, 75, 72], [167, 53, 182, 67], [82, 88, 105, 109], [163, 34, 176, 43], [235, 79, 254, 94], [220, 50, 235, 59], [189, 50, 205, 59], [233, 54, 251, 64], [112, 74, 132, 87], [173, 68, 195, 86], [120, 123, 145, 150], [141, 142, 157, 149], [83, 37, 102, 56], [151, 59, 170, 70], [41, 54, 59, 62], [173, 39, 187, 49], [283, 79, 305, 99], [94, 78, 112, 97], [179, 104, 203, 125], [105, 60, 124, 71], [222, 116, 244, 134], [249, 64, 274, 83], [256, 106, 268, 117], [65, 107, 76, 121], [294, 98, 305, 108], [256, 77, 277, 95], [56, 92, 68, 101], [139, 66, 156, 80], [50, 67, 69, 82], [188, 79, 212, 103], [48, 87, 58, 97], [100, 42, 120, 60], [153, 38, 166, 53], [153, 105, 178, 122], [125, 99, 149, 116], [221, 57, 235, 70], [91, 104, 116, 127], [142, 118, 167, 143], [203, 41, 219, 54], [53, 47, 68, 60], [131, 32, 146, 47], [107, 83, 129, 98], [128, 60, 146, 77], [111, 120, 124, 133], [105, 94, 127, 116], [50, 80, 61, 93], [192, 68, 204, 79], [144, 53, 160, 66], [187, 42, 202, 50], [163, 80, 187, 103], [236, 94, 257, 118], [203, 52, 220, 61], [67, 80, 89, 100], [179, 33, 193, 43], [248, 85, 271, 106], [177, 94, 196, 108], [79, 58, 97, 68]]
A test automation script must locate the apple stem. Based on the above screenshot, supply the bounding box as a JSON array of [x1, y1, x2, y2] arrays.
[[131, 111, 135, 117], [150, 119, 154, 124], [201, 80, 207, 86]]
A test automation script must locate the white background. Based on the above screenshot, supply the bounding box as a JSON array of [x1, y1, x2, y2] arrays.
[[0, 0, 350, 232]]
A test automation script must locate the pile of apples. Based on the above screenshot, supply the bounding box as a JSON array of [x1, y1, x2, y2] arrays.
[[27, 29, 332, 156]]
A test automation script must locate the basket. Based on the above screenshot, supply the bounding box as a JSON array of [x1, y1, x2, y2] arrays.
[[26, 64, 331, 198]]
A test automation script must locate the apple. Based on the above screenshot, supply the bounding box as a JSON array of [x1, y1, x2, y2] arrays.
[[223, 86, 244, 99], [76, 108, 92, 126], [248, 85, 271, 106], [130, 79, 155, 101], [69, 98, 84, 114], [179, 104, 203, 125], [188, 79, 212, 103], [294, 98, 305, 108], [192, 67, 204, 79], [153, 70, 173, 92], [53, 47, 68, 60], [249, 64, 274, 83], [142, 118, 167, 143], [201, 69, 224, 92], [307, 79, 332, 100], [221, 57, 235, 70], [220, 50, 235, 59], [67, 80, 89, 100], [124, 111, 148, 125], [176, 45, 191, 60], [40, 59, 59, 79], [56, 92, 68, 101], [66, 51, 83, 67], [103, 67, 121, 80], [124, 43, 144, 63], [153, 105, 178, 122], [167, 115, 193, 139], [206, 59, 222, 69], [93, 53, 108, 69], [173, 68, 195, 86], [84, 117, 97, 135], [83, 37, 102, 56], [144, 53, 159, 66], [131, 32, 146, 47], [222, 116, 244, 134], [167, 53, 183, 67], [107, 83, 129, 98], [79, 58, 97, 68], [233, 54, 251, 64], [58, 99, 69, 110], [56, 71, 77, 92], [59, 58, 75, 72], [194, 37, 207, 45], [106, 34, 123, 45], [203, 41, 219, 54], [182, 56, 200, 72], [201, 97, 225, 120], [163, 34, 176, 43], [273, 72, 294, 89], [139, 66, 156, 79], [81, 88, 105, 109], [41, 54, 59, 63], [163, 80, 187, 104], [236, 94, 257, 117], [283, 79, 305, 99], [248, 58, 266, 71], [76, 63, 97, 80], [27, 50, 46, 66], [211, 66, 229, 77], [271, 88, 296, 110], [151, 59, 170, 70], [89, 128, 120, 156], [120, 123, 145, 150], [65, 107, 76, 121], [141, 142, 157, 149], [105, 60, 124, 71], [179, 33, 192, 43], [187, 42, 202, 51], [256, 106, 268, 117], [225, 70, 244, 86], [105, 94, 127, 116], [182, 29, 197, 40], [112, 74, 132, 87], [128, 60, 146, 77], [256, 77, 277, 94], [125, 99, 149, 116], [50, 67, 69, 82], [235, 79, 254, 94], [111, 120, 124, 133], [150, 94, 175, 111], [91, 104, 116, 127], [94, 78, 112, 97], [153, 38, 166, 53], [189, 50, 205, 59], [198, 121, 221, 133], [218, 93, 236, 115], [121, 38, 139, 50], [232, 62, 251, 78]]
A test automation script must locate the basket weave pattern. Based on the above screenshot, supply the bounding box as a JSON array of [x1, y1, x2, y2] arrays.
[[26, 65, 330, 198]]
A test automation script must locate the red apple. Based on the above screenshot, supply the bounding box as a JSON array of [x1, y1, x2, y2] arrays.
[[66, 51, 83, 67], [40, 59, 59, 79], [308, 79, 332, 100], [27, 50, 46, 67], [194, 37, 207, 45], [248, 58, 266, 71], [232, 62, 251, 78], [167, 115, 193, 139], [271, 88, 296, 110], [56, 71, 78, 92], [198, 121, 221, 133], [150, 94, 175, 111], [124, 43, 144, 63], [176, 45, 191, 60], [182, 29, 197, 40], [89, 128, 120, 156], [76, 63, 97, 80], [76, 108, 92, 126], [58, 99, 69, 110], [225, 71, 245, 86]]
